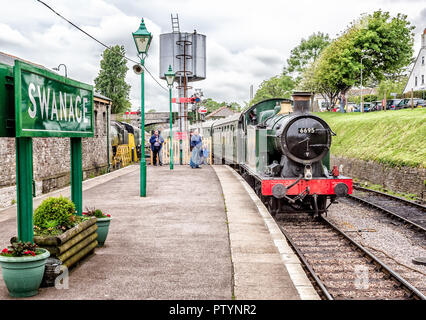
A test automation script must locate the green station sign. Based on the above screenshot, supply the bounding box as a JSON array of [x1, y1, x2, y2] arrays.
[[14, 60, 94, 138]]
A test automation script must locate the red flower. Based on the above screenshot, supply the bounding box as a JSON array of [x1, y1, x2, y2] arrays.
[[1, 248, 8, 253], [107, 214, 111, 217]]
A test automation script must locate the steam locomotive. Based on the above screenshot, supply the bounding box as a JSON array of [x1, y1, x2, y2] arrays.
[[191, 92, 353, 216]]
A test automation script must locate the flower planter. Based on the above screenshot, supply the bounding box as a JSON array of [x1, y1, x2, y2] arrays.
[[96, 217, 112, 247], [0, 248, 50, 297], [34, 217, 98, 269]]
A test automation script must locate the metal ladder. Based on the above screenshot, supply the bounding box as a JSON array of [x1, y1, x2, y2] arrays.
[[171, 14, 180, 33]]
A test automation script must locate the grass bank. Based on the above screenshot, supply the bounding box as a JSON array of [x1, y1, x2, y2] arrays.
[[315, 108, 426, 168]]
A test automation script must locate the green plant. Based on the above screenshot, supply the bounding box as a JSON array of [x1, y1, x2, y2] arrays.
[[11, 199, 16, 205], [33, 196, 75, 229], [1, 241, 42, 257], [83, 207, 111, 218]]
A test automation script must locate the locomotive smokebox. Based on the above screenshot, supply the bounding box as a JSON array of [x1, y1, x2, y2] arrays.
[[292, 92, 312, 114]]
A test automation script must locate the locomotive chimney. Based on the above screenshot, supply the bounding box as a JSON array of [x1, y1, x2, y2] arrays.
[[292, 91, 312, 114]]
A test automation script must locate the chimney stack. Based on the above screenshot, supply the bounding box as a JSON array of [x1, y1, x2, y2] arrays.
[[422, 28, 426, 49], [292, 92, 312, 114]]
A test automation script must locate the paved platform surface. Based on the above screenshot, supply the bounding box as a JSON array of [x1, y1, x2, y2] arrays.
[[213, 166, 319, 300], [0, 165, 232, 299], [0, 164, 318, 300]]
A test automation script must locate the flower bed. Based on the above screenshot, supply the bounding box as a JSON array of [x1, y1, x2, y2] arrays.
[[31, 197, 98, 269], [0, 241, 50, 297], [83, 208, 112, 247]]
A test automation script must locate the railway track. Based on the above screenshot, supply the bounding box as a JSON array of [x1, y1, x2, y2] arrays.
[[348, 186, 426, 232], [276, 214, 426, 300]]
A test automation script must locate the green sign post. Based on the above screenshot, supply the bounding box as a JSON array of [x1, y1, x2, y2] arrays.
[[0, 60, 94, 242]]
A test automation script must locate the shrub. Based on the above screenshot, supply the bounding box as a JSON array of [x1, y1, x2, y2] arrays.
[[33, 196, 75, 229]]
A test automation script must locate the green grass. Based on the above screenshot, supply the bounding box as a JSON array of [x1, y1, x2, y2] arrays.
[[315, 108, 426, 168]]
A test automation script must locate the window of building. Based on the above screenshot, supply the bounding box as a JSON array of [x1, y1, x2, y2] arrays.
[[423, 56, 425, 65], [415, 76, 418, 86], [422, 75, 425, 85]]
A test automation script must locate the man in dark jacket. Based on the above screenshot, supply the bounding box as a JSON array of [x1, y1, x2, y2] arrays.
[[150, 130, 164, 166]]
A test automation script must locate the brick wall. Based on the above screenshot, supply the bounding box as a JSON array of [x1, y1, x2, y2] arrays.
[[0, 99, 111, 208], [331, 155, 426, 200]]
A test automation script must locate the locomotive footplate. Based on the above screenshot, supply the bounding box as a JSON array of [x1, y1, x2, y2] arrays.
[[261, 177, 353, 197]]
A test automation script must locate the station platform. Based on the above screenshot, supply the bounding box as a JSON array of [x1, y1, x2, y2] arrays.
[[0, 164, 318, 300]]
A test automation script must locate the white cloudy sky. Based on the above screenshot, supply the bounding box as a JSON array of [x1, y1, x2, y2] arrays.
[[0, 0, 425, 112]]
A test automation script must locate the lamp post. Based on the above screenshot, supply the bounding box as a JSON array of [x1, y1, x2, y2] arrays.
[[132, 18, 152, 197], [164, 65, 175, 170], [53, 64, 67, 77], [360, 55, 371, 113]]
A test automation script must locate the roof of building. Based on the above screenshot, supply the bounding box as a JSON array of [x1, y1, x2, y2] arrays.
[[94, 91, 111, 101], [0, 51, 48, 70], [205, 106, 236, 119]]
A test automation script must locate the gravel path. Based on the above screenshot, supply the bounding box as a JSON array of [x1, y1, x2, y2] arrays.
[[327, 197, 426, 294]]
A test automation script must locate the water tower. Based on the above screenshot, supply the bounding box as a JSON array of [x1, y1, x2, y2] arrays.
[[159, 14, 206, 132]]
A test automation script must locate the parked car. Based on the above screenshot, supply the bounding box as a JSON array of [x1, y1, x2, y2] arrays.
[[320, 101, 331, 111], [415, 99, 425, 107], [397, 98, 421, 109], [363, 102, 373, 112], [346, 103, 358, 112], [386, 99, 402, 110], [375, 101, 384, 111]]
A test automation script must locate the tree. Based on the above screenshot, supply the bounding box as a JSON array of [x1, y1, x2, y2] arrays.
[[202, 98, 225, 114], [94, 45, 131, 114], [287, 32, 330, 82], [306, 10, 414, 107], [377, 77, 407, 99], [251, 72, 295, 105]]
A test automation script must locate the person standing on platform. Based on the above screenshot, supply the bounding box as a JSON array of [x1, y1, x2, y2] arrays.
[[150, 130, 164, 166], [200, 144, 209, 165], [339, 93, 346, 113], [190, 129, 202, 169]]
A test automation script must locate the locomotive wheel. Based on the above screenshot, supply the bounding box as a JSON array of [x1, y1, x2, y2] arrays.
[[254, 180, 264, 202], [310, 195, 327, 217], [266, 197, 277, 216]]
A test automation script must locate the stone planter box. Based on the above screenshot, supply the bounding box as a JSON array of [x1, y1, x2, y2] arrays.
[[34, 217, 98, 269]]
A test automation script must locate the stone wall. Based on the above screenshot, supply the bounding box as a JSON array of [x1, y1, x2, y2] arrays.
[[0, 99, 111, 208], [331, 155, 426, 200]]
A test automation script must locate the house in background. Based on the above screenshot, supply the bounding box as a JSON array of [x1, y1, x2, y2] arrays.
[[403, 28, 426, 94], [205, 106, 236, 120]]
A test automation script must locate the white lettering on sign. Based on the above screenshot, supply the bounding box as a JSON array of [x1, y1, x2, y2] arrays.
[[83, 98, 88, 123], [51, 91, 59, 121], [28, 83, 37, 118], [26, 82, 90, 124], [60, 92, 67, 121], [75, 96, 82, 123], [37, 86, 50, 120], [68, 95, 75, 122]]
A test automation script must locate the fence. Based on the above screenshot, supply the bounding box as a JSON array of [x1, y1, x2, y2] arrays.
[[150, 136, 212, 165]]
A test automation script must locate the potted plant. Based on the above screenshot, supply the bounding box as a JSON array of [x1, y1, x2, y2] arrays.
[[32, 196, 98, 269], [83, 208, 111, 247], [0, 241, 50, 297]]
